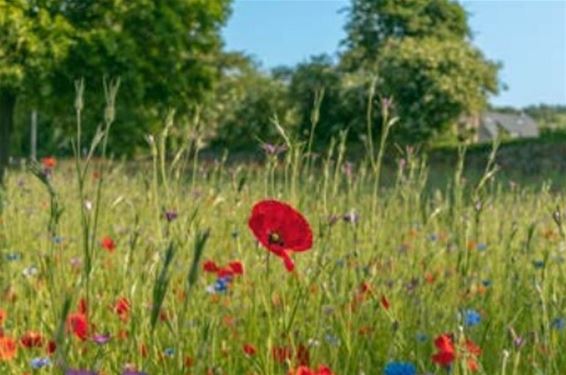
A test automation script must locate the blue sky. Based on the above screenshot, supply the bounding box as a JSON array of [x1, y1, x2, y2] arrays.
[[222, 0, 566, 107]]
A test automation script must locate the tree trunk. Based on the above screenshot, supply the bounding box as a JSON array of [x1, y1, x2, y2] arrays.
[[0, 90, 16, 186]]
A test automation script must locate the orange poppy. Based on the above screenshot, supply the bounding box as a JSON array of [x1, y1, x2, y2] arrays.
[[0, 336, 17, 360]]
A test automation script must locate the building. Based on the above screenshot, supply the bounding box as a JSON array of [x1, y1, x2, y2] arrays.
[[478, 112, 539, 142]]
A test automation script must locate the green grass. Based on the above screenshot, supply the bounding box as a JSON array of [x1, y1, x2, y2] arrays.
[[1, 134, 566, 375]]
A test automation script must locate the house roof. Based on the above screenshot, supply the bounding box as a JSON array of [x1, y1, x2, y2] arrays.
[[481, 112, 539, 138]]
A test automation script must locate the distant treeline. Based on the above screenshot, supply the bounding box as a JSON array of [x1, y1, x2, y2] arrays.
[[493, 105, 566, 130]]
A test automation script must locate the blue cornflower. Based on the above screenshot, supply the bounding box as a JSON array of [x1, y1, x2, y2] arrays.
[[482, 279, 492, 288], [324, 332, 340, 347], [30, 357, 51, 369], [552, 317, 565, 330], [164, 347, 175, 357], [5, 252, 21, 261], [464, 309, 481, 327], [384, 361, 417, 375], [415, 332, 428, 343], [214, 276, 231, 293], [476, 243, 487, 251], [533, 260, 545, 269]]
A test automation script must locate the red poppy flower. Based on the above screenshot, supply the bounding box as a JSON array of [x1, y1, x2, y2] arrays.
[[20, 331, 43, 348], [296, 344, 310, 366], [432, 349, 455, 367], [203, 260, 220, 273], [380, 295, 390, 310], [204, 260, 245, 279], [67, 312, 89, 341], [432, 334, 455, 367], [101, 236, 116, 252], [114, 297, 130, 321], [467, 358, 479, 372], [464, 339, 482, 372], [272, 346, 292, 363], [359, 282, 371, 294], [46, 340, 56, 355], [228, 261, 244, 275], [316, 366, 334, 375], [289, 365, 334, 375], [0, 336, 17, 361], [243, 343, 257, 356], [217, 267, 235, 278], [294, 367, 314, 375], [248, 200, 313, 272], [465, 339, 482, 356], [41, 156, 56, 170], [78, 298, 87, 314], [432, 333, 481, 372]]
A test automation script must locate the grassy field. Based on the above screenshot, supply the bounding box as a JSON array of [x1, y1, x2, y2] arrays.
[[1, 133, 566, 375]]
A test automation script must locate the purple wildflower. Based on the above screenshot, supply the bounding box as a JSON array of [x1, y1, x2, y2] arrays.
[[261, 143, 287, 156], [343, 210, 359, 224], [381, 97, 393, 110], [92, 334, 111, 345], [342, 161, 353, 179], [66, 370, 97, 375], [164, 210, 178, 222]]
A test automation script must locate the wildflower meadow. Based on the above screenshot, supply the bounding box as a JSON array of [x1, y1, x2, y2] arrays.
[[1, 87, 566, 375]]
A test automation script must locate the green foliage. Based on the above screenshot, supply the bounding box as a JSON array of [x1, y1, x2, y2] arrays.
[[341, 0, 500, 143], [343, 0, 470, 69], [1, 0, 508, 156], [209, 54, 295, 150], [0, 0, 72, 91], [5, 135, 566, 372], [524, 105, 566, 130], [288, 55, 345, 144], [0, 0, 73, 183], [4, 0, 232, 158], [376, 37, 499, 142], [58, 0, 231, 155]]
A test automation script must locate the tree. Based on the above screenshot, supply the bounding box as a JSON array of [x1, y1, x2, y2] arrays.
[[524, 105, 566, 130], [343, 0, 470, 69], [3, 0, 232, 163], [342, 0, 499, 142], [288, 55, 346, 145], [207, 53, 294, 150], [0, 0, 71, 184], [376, 37, 499, 141], [54, 0, 232, 155]]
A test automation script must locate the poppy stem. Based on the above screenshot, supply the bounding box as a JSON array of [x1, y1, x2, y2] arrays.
[[265, 251, 271, 276]]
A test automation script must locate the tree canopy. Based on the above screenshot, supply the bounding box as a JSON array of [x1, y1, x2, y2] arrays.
[[0, 0, 72, 183], [1, 0, 232, 184], [1, 0, 506, 170], [341, 0, 499, 142], [343, 0, 470, 68]]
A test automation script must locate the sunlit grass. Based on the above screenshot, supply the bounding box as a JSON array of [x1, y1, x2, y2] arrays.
[[1, 139, 566, 375], [1, 86, 566, 374]]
